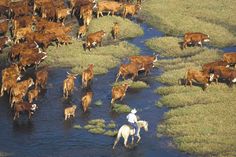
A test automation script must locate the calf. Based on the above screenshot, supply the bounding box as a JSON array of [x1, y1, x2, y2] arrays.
[[13, 102, 38, 120], [85, 30, 106, 51], [64, 105, 77, 120], [77, 25, 88, 39], [63, 72, 77, 99], [82, 64, 94, 88], [183, 32, 210, 49], [81, 91, 93, 112], [185, 68, 214, 90], [111, 83, 129, 104], [35, 67, 48, 89], [223, 52, 236, 65], [111, 22, 120, 40], [115, 62, 141, 82], [122, 4, 141, 18], [56, 8, 71, 25], [28, 88, 40, 103]]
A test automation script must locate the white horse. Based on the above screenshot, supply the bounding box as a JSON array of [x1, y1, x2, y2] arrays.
[[112, 120, 148, 149]]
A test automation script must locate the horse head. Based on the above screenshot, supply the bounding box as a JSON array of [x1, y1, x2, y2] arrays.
[[137, 120, 148, 132]]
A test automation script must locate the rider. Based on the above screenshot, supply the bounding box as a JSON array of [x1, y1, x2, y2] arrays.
[[126, 108, 138, 136]]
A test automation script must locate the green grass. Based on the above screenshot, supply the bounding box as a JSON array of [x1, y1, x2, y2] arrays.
[[88, 16, 144, 41], [151, 36, 236, 156], [73, 124, 82, 129], [106, 121, 116, 129], [94, 100, 103, 106], [113, 80, 149, 89], [88, 128, 106, 134], [112, 103, 131, 113], [44, 40, 139, 75], [140, 0, 236, 47], [104, 130, 118, 137]]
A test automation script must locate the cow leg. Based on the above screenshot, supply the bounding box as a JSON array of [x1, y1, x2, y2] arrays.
[[189, 80, 192, 87], [28, 111, 31, 119], [184, 79, 188, 87]]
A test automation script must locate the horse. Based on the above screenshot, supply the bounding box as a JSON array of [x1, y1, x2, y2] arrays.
[[112, 120, 148, 149]]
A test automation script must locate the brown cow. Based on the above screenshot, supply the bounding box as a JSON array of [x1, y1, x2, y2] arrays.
[[10, 77, 34, 104], [84, 30, 106, 51], [0, 19, 8, 36], [82, 64, 94, 88], [0, 36, 11, 53], [183, 32, 210, 49], [81, 91, 93, 112], [97, 1, 123, 18], [82, 9, 93, 26], [11, 93, 24, 108], [202, 60, 229, 73], [223, 52, 236, 65], [13, 102, 38, 120], [35, 67, 48, 89], [111, 22, 120, 40], [77, 25, 88, 39], [111, 83, 129, 104], [56, 8, 71, 25], [115, 62, 141, 82], [210, 66, 236, 86], [64, 105, 77, 120], [0, 64, 21, 96], [184, 68, 214, 90], [122, 4, 141, 18], [63, 72, 77, 99], [28, 88, 40, 103]]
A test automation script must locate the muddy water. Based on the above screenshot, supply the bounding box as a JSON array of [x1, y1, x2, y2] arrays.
[[0, 23, 189, 157]]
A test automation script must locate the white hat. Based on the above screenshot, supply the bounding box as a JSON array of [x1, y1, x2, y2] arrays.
[[131, 108, 137, 114]]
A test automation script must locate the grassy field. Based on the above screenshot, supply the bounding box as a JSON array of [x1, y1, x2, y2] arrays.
[[44, 40, 139, 75], [140, 0, 236, 47], [152, 36, 236, 156], [40, 16, 143, 75]]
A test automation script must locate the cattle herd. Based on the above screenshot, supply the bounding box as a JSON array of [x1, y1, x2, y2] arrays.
[[0, 0, 235, 122]]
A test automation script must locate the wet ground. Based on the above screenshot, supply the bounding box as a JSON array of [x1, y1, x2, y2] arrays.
[[0, 22, 194, 157]]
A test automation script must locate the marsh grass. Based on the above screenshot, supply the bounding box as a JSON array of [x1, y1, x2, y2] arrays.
[[112, 103, 131, 113], [141, 0, 236, 47], [113, 80, 149, 89], [94, 100, 103, 106], [45, 40, 139, 75], [73, 124, 82, 129], [151, 36, 236, 155], [104, 130, 118, 137], [88, 16, 144, 41]]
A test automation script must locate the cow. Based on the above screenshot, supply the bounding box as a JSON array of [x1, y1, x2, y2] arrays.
[[0, 64, 21, 96], [184, 68, 214, 90], [0, 19, 8, 36], [202, 60, 229, 73], [14, 26, 33, 43], [115, 62, 141, 82], [81, 91, 93, 112], [70, 0, 95, 17], [210, 66, 236, 86], [129, 54, 158, 65], [82, 64, 94, 88], [111, 22, 120, 40], [13, 102, 38, 120], [64, 105, 77, 120], [122, 4, 141, 18], [111, 83, 129, 104], [18, 52, 47, 71], [0, 5, 10, 18], [63, 72, 77, 99], [223, 52, 236, 66], [35, 67, 48, 89], [79, 2, 95, 18], [56, 8, 71, 25], [82, 8, 93, 26], [28, 88, 40, 103], [11, 93, 24, 108], [182, 32, 210, 49], [84, 30, 106, 51], [96, 1, 123, 18], [10, 78, 34, 104], [0, 36, 11, 53], [77, 24, 88, 39]]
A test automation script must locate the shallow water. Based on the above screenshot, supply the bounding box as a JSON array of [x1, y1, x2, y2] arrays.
[[0, 23, 192, 157]]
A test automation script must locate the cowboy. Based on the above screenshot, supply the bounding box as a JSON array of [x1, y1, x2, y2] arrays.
[[126, 108, 138, 136]]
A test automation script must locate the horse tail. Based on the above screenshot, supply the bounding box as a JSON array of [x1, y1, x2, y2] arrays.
[[112, 128, 122, 149]]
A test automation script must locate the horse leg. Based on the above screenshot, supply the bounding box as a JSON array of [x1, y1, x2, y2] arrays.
[[131, 136, 134, 144], [113, 132, 121, 149], [136, 135, 141, 143], [124, 137, 128, 148]]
